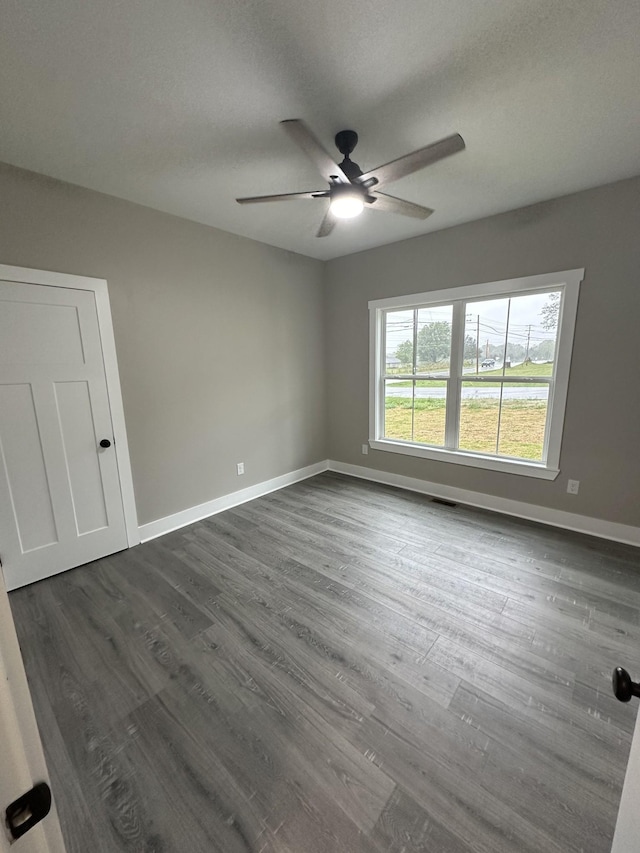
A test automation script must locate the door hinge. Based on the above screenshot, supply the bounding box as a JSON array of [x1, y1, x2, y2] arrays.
[[5, 782, 51, 840]]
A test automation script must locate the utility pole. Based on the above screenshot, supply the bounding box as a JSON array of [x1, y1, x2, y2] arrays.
[[476, 315, 480, 373], [524, 324, 532, 362], [486, 339, 490, 358]]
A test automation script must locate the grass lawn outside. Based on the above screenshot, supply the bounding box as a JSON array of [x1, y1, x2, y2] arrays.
[[474, 361, 553, 378], [385, 396, 548, 461]]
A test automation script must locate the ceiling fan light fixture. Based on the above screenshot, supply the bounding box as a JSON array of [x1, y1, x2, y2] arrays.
[[329, 187, 364, 219]]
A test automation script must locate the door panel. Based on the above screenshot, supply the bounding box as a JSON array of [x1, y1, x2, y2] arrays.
[[54, 380, 108, 534], [0, 281, 128, 590], [0, 298, 84, 366], [0, 383, 59, 551]]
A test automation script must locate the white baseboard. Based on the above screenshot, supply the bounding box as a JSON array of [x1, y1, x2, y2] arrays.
[[138, 457, 640, 549], [138, 460, 329, 542], [328, 460, 640, 548]]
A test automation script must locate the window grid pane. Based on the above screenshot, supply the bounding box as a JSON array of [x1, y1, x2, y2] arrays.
[[457, 380, 550, 461], [462, 291, 560, 380], [383, 379, 447, 448], [458, 382, 501, 456], [497, 392, 549, 461]]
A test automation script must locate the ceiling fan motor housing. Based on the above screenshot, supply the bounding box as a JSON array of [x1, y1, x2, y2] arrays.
[[335, 130, 358, 156]]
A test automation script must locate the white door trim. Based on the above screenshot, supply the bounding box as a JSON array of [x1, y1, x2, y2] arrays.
[[0, 571, 67, 852], [0, 264, 139, 548]]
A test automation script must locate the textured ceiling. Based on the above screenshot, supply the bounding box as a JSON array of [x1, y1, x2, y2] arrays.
[[1, 0, 639, 260]]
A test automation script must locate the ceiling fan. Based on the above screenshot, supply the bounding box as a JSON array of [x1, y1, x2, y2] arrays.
[[236, 120, 465, 237]]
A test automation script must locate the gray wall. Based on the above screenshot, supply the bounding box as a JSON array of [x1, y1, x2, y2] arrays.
[[0, 164, 326, 525], [325, 176, 640, 527], [3, 161, 638, 530]]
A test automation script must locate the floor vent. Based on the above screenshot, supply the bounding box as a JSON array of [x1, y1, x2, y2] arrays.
[[431, 497, 457, 507]]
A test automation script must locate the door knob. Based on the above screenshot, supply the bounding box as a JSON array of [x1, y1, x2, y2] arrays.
[[6, 782, 52, 840], [99, 439, 111, 448], [612, 667, 640, 703]]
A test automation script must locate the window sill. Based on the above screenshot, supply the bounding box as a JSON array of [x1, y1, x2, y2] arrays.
[[369, 439, 560, 480]]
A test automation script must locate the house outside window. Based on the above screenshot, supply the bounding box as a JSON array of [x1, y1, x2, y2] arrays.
[[369, 269, 584, 479]]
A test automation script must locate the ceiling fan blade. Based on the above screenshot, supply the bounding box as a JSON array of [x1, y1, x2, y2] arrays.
[[237, 190, 329, 204], [316, 208, 336, 238], [281, 120, 350, 185], [368, 192, 434, 220], [357, 133, 465, 189]]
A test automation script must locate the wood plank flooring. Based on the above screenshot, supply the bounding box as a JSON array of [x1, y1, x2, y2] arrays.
[[9, 472, 640, 852]]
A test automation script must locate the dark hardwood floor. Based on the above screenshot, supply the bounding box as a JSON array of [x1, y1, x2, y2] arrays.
[[10, 472, 640, 852]]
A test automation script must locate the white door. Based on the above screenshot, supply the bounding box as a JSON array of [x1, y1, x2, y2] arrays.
[[611, 704, 640, 851], [0, 279, 129, 590], [0, 570, 66, 852]]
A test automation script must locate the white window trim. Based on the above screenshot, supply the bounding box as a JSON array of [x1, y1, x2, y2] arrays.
[[369, 269, 584, 480]]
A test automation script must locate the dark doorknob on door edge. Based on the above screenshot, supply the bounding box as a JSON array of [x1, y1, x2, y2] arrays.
[[99, 439, 111, 448], [612, 667, 640, 703]]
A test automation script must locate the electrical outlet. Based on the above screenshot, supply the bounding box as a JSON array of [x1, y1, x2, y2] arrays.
[[236, 462, 245, 475], [361, 444, 369, 455], [567, 479, 579, 495]]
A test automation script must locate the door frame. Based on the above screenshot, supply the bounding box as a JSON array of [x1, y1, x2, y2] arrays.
[[0, 264, 139, 548]]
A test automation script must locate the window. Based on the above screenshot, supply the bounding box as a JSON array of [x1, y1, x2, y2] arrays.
[[369, 269, 583, 479]]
